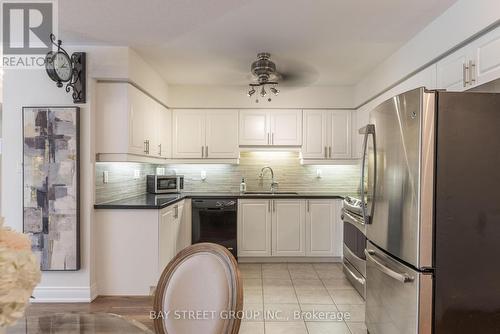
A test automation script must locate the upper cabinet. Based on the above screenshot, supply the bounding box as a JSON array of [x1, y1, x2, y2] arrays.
[[173, 109, 239, 159], [437, 26, 500, 92], [96, 82, 171, 162], [302, 109, 352, 161], [239, 109, 302, 146], [436, 45, 473, 92]]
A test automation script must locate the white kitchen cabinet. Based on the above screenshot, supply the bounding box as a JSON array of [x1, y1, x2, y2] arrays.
[[239, 110, 269, 146], [305, 199, 339, 256], [237, 199, 272, 257], [330, 110, 352, 159], [173, 109, 206, 158], [206, 110, 239, 158], [436, 45, 473, 92], [302, 110, 328, 158], [302, 109, 352, 160], [239, 110, 302, 146], [270, 110, 302, 146], [159, 205, 176, 274], [272, 200, 306, 256], [157, 105, 172, 158], [176, 200, 192, 253], [96, 82, 171, 162], [471, 26, 500, 88], [173, 109, 239, 159]]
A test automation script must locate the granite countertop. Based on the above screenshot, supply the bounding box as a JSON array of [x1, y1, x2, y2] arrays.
[[94, 192, 352, 210]]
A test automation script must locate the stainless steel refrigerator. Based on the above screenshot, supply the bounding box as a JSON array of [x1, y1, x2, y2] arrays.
[[360, 87, 500, 334]]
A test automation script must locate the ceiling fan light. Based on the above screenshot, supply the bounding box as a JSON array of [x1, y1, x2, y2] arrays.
[[247, 87, 256, 97], [260, 86, 267, 97], [270, 86, 279, 95]]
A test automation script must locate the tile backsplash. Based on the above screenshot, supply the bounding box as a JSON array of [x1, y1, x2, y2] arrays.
[[95, 152, 361, 204]]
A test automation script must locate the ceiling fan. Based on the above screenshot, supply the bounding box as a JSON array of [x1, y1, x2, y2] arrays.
[[246, 52, 318, 103]]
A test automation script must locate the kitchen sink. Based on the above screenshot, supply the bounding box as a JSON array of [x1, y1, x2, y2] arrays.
[[243, 191, 299, 195]]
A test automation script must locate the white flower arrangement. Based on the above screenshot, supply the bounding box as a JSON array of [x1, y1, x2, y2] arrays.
[[0, 218, 41, 329]]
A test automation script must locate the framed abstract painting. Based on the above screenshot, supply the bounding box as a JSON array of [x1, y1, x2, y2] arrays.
[[23, 106, 80, 271]]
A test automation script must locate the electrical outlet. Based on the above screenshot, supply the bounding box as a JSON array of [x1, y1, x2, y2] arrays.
[[201, 170, 207, 181], [316, 168, 322, 178], [103, 171, 109, 183], [134, 170, 141, 179]]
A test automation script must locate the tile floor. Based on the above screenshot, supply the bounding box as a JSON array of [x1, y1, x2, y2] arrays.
[[239, 263, 367, 334]]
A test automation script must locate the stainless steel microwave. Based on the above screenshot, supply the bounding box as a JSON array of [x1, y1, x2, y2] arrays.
[[147, 175, 184, 194]]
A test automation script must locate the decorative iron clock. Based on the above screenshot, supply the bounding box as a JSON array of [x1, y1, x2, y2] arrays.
[[45, 34, 86, 103]]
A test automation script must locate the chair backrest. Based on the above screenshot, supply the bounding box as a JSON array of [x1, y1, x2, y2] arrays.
[[153, 243, 243, 334]]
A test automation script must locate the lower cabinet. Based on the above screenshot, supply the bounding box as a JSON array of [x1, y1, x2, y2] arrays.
[[238, 198, 342, 258], [95, 199, 191, 295], [237, 199, 272, 257], [159, 200, 191, 273], [272, 200, 306, 256]]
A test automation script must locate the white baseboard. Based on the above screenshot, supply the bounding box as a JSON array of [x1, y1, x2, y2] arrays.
[[32, 284, 98, 303]]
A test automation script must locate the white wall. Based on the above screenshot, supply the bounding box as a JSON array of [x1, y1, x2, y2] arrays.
[[355, 0, 500, 106], [1, 46, 169, 302], [168, 84, 354, 109]]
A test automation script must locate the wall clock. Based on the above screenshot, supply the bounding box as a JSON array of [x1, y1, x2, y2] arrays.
[[45, 34, 86, 103]]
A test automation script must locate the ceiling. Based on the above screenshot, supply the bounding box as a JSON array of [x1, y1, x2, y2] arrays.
[[59, 0, 457, 86]]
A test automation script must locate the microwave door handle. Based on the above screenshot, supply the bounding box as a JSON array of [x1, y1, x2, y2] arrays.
[[365, 249, 414, 283]]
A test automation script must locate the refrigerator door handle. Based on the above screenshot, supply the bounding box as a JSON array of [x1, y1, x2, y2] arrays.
[[358, 124, 376, 224], [365, 249, 414, 283]]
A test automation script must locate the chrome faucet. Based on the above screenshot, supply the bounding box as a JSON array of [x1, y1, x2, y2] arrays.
[[259, 166, 278, 192]]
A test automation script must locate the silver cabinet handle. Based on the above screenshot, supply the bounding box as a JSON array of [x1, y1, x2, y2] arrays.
[[267, 133, 270, 145], [158, 144, 162, 156], [463, 62, 469, 87], [201, 146, 204, 158], [343, 263, 366, 285], [205, 145, 208, 158], [174, 205, 178, 218], [324, 146, 327, 158], [329, 146, 332, 158], [271, 133, 274, 145], [306, 200, 310, 212], [365, 249, 414, 283], [144, 140, 148, 154], [469, 60, 476, 84]]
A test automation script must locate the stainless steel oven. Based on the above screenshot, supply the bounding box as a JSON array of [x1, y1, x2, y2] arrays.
[[147, 175, 184, 194], [341, 197, 367, 299]]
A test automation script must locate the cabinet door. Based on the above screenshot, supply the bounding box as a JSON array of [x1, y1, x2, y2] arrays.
[[272, 200, 306, 256], [239, 110, 270, 146], [128, 86, 147, 155], [330, 110, 352, 159], [173, 109, 206, 158], [144, 95, 159, 157], [306, 200, 336, 256], [270, 110, 302, 146], [173, 203, 183, 254], [157, 105, 171, 158], [176, 199, 191, 253], [436, 47, 471, 92], [473, 26, 500, 87], [159, 207, 175, 274], [302, 110, 328, 159], [238, 199, 272, 257], [206, 110, 239, 158]]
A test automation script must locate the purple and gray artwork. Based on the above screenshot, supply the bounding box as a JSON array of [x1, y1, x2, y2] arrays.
[[23, 107, 80, 271]]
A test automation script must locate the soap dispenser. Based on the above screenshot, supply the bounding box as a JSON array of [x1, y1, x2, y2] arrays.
[[240, 177, 247, 193]]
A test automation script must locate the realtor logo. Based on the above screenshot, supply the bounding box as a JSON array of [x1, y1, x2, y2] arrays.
[[2, 1, 55, 55]]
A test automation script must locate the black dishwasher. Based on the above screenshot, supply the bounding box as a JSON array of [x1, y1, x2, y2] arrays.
[[192, 198, 237, 258]]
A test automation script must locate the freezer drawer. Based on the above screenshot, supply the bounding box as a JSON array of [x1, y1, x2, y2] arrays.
[[365, 241, 432, 334]]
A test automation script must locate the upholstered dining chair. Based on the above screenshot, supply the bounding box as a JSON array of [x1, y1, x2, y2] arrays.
[[153, 243, 243, 334]]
